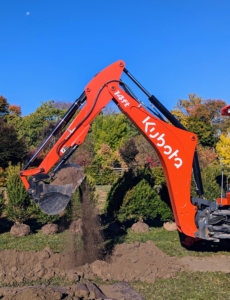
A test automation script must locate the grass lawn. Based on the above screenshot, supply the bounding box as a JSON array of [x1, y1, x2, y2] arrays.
[[131, 272, 230, 300], [119, 227, 230, 258], [0, 230, 83, 252]]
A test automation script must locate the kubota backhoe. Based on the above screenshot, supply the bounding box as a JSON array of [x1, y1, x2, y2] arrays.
[[20, 60, 230, 242]]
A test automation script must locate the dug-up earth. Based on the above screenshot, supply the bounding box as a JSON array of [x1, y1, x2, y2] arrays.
[[0, 241, 184, 300], [0, 240, 230, 300]]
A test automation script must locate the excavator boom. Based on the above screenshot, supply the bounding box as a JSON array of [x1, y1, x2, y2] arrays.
[[20, 60, 230, 241]]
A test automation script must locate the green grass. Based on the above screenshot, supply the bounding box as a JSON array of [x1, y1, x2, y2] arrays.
[[131, 272, 230, 300], [95, 185, 111, 193], [0, 230, 83, 252], [117, 227, 230, 258], [0, 222, 230, 258]]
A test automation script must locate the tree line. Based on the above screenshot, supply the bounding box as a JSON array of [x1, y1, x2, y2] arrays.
[[1, 92, 230, 225]]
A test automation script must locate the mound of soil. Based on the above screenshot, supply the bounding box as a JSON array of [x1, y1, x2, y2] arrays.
[[0, 241, 185, 287], [79, 240, 184, 283]]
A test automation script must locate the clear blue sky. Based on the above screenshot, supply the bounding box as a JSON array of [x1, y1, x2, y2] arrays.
[[1, 0, 230, 116]]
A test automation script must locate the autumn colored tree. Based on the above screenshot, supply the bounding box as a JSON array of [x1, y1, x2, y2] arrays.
[[172, 93, 228, 148], [0, 96, 22, 123], [196, 144, 218, 169], [174, 94, 226, 125], [170, 109, 189, 128], [72, 135, 95, 168], [216, 134, 230, 168], [133, 135, 160, 167]]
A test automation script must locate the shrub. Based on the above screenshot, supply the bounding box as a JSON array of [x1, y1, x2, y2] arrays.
[[35, 209, 59, 225], [199, 165, 225, 201], [106, 167, 173, 222], [85, 162, 119, 185], [119, 138, 138, 167], [99, 167, 119, 185], [0, 167, 7, 187], [0, 190, 5, 216], [6, 164, 34, 224], [117, 178, 172, 222]]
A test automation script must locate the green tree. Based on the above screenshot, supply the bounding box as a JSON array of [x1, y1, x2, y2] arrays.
[[6, 164, 34, 224], [0, 95, 9, 117], [15, 101, 65, 148], [91, 113, 131, 151], [186, 116, 217, 147], [106, 167, 172, 222], [117, 178, 172, 222], [200, 165, 225, 201], [0, 120, 28, 168], [65, 188, 82, 222]]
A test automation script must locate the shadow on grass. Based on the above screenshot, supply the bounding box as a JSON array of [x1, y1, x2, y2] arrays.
[[179, 231, 230, 254], [100, 214, 166, 254], [100, 213, 230, 257], [0, 217, 13, 234]]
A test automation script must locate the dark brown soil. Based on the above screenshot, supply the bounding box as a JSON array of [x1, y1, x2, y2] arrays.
[[79, 182, 105, 265], [51, 164, 85, 191], [0, 241, 230, 299], [58, 181, 105, 270], [0, 241, 185, 286]]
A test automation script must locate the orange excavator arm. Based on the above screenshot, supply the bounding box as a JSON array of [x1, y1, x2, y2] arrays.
[[20, 60, 230, 241]]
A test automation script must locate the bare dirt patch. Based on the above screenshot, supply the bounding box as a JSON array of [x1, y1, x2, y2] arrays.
[[0, 240, 230, 299], [79, 240, 184, 283], [0, 241, 185, 298], [180, 255, 230, 272]]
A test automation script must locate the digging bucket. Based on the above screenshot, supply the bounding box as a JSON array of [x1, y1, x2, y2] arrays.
[[28, 163, 85, 215]]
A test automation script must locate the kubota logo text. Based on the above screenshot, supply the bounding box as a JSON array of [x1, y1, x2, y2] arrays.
[[142, 116, 183, 169]]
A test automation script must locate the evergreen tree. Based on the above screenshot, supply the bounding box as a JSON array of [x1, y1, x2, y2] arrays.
[[6, 164, 34, 224]]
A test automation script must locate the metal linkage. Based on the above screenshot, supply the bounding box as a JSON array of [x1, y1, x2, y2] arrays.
[[124, 67, 204, 197], [23, 92, 86, 170]]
